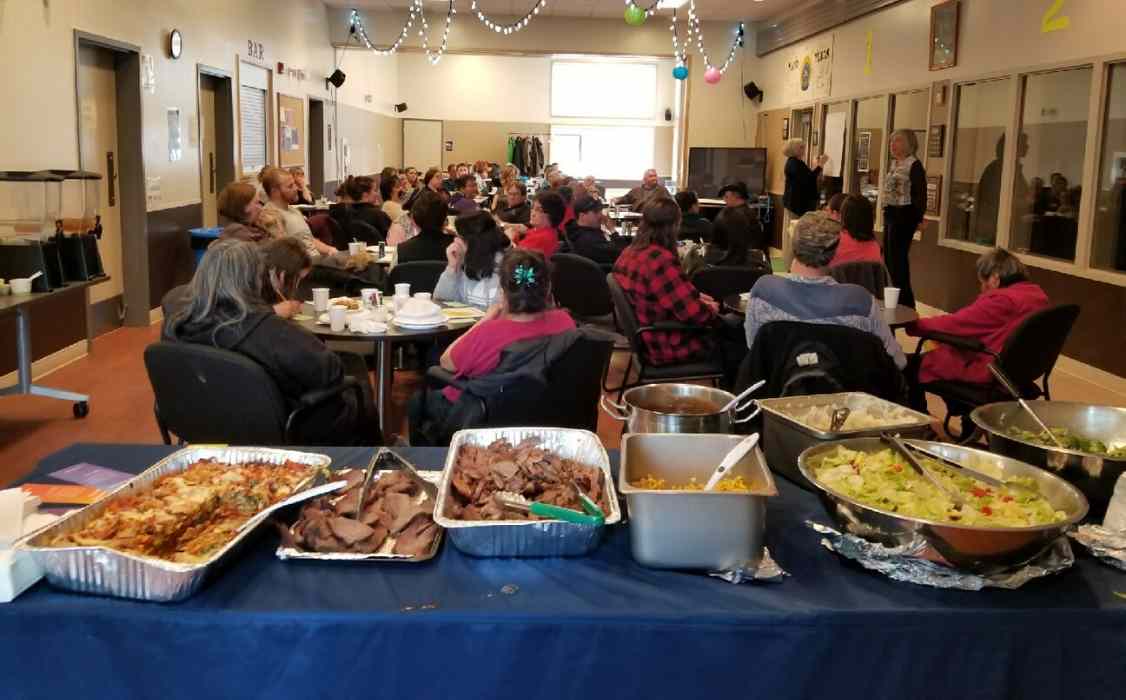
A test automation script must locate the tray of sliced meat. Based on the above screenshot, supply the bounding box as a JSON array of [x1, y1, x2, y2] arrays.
[[276, 455, 443, 562], [434, 428, 620, 557]]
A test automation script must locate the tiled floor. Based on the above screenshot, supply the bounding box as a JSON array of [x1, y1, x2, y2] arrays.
[[1, 322, 1124, 486]]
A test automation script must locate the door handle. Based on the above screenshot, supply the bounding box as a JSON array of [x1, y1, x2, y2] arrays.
[[107, 151, 116, 207], [209, 152, 216, 194]]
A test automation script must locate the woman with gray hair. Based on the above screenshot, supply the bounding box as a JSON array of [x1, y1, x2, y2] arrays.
[[744, 212, 905, 369], [163, 239, 380, 444], [783, 138, 827, 218], [883, 129, 927, 308]]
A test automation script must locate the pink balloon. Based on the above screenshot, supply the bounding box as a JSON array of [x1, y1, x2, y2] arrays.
[[704, 67, 722, 84]]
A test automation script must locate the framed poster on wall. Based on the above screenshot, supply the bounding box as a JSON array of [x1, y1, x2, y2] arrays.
[[856, 131, 871, 173], [926, 175, 943, 216], [278, 94, 305, 168], [930, 1, 959, 71]]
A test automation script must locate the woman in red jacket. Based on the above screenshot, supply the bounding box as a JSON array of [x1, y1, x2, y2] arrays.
[[905, 247, 1048, 407], [511, 190, 565, 258]]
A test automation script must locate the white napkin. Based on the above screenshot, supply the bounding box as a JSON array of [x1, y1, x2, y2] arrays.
[[397, 297, 442, 320], [1105, 472, 1126, 531], [0, 490, 56, 603]]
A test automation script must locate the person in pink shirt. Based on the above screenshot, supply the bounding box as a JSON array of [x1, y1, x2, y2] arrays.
[[510, 191, 565, 258], [830, 195, 883, 267], [408, 248, 575, 443], [905, 247, 1049, 407]]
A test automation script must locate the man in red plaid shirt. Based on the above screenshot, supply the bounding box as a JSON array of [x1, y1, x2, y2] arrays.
[[612, 199, 726, 367]]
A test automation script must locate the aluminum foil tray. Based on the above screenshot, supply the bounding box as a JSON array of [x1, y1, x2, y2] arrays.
[[20, 446, 330, 602], [433, 427, 621, 557], [276, 469, 444, 563]]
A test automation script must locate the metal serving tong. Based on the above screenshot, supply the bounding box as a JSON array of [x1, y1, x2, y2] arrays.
[[495, 481, 605, 526], [988, 363, 1067, 450], [353, 449, 382, 522], [894, 441, 1024, 493], [881, 432, 966, 511], [829, 407, 852, 432], [373, 448, 437, 499]]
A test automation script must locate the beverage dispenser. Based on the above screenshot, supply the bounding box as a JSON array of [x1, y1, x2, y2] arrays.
[[48, 169, 105, 281], [0, 171, 65, 292]]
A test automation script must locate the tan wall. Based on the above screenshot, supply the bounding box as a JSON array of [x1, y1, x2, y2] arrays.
[[440, 121, 549, 170]]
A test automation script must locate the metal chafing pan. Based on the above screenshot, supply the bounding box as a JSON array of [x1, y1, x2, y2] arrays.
[[433, 427, 621, 557], [276, 467, 444, 563], [20, 446, 330, 602], [759, 392, 933, 490], [618, 433, 777, 571], [798, 438, 1088, 574], [971, 401, 1126, 518]]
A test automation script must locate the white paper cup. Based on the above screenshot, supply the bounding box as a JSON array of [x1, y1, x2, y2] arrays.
[[883, 287, 901, 310], [413, 292, 432, 301], [346, 314, 366, 333], [312, 287, 330, 313], [329, 306, 347, 332], [394, 283, 411, 297], [10, 278, 32, 294], [393, 294, 408, 312], [360, 288, 380, 309], [348, 241, 365, 256]]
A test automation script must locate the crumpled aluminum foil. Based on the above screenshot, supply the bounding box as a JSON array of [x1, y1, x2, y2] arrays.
[[708, 547, 788, 584], [1070, 525, 1126, 571], [807, 521, 1074, 590]]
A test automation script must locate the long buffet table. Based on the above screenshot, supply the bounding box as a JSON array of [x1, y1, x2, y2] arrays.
[[2, 443, 1125, 700]]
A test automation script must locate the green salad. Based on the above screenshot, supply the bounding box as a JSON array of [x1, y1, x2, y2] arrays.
[[1006, 426, 1126, 458], [812, 447, 1066, 527]]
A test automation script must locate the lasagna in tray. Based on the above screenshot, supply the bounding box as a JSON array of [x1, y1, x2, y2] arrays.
[[49, 459, 315, 564]]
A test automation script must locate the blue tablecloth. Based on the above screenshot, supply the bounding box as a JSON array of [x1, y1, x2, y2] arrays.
[[2, 443, 1125, 700]]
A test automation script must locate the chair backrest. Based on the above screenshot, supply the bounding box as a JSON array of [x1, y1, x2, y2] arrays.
[[738, 321, 907, 403], [828, 261, 890, 298], [143, 342, 289, 444], [552, 254, 613, 318], [388, 260, 446, 295], [606, 273, 646, 359], [307, 213, 337, 245], [995, 304, 1080, 394], [691, 265, 770, 301]]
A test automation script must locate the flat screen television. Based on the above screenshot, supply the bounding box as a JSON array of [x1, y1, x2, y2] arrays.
[[686, 147, 767, 198]]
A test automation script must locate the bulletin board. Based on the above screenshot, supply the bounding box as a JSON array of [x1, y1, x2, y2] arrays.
[[278, 94, 306, 168]]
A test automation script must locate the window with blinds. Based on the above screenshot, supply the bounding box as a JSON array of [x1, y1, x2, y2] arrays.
[[240, 85, 267, 174]]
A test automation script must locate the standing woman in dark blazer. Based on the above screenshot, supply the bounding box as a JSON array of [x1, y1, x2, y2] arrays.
[[782, 138, 826, 218], [882, 129, 927, 308]]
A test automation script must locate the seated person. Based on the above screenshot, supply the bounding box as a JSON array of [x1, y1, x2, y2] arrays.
[[443, 164, 460, 193], [261, 167, 338, 259], [405, 167, 447, 211], [380, 174, 405, 222], [449, 175, 481, 215], [559, 196, 628, 266], [330, 175, 391, 244], [716, 181, 770, 253], [497, 181, 532, 225], [706, 206, 766, 267], [163, 239, 379, 445], [557, 185, 576, 228], [744, 212, 906, 369], [509, 191, 565, 258], [581, 175, 605, 201], [830, 195, 883, 266], [614, 168, 670, 213], [289, 166, 315, 206], [217, 182, 272, 243], [614, 198, 746, 384], [435, 211, 511, 309], [905, 248, 1048, 403], [675, 190, 713, 243], [824, 192, 846, 222], [409, 249, 576, 445], [260, 238, 311, 319], [396, 190, 453, 264]]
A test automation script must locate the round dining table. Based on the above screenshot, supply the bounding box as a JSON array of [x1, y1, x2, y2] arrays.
[[722, 293, 920, 330], [293, 302, 482, 437]]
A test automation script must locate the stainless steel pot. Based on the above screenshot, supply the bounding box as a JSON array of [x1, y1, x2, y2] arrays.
[[971, 401, 1126, 517], [601, 384, 759, 434], [798, 438, 1089, 574]]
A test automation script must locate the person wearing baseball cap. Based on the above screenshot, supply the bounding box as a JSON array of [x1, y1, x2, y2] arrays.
[[559, 195, 628, 265], [743, 211, 905, 369], [718, 181, 750, 207], [714, 181, 770, 259]]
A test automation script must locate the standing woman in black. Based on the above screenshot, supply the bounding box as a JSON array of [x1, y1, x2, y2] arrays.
[[882, 129, 927, 308], [782, 139, 826, 218]]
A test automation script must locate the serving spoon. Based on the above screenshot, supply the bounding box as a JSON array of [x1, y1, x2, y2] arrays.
[[988, 363, 1066, 450], [719, 379, 766, 413], [704, 433, 760, 491], [881, 432, 966, 511]]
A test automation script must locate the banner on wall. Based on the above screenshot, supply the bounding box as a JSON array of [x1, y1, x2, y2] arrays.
[[784, 36, 834, 103]]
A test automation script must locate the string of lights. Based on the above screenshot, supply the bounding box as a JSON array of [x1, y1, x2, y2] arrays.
[[348, 7, 415, 56], [415, 0, 455, 65], [470, 0, 549, 35], [669, 8, 688, 64], [686, 0, 744, 75]]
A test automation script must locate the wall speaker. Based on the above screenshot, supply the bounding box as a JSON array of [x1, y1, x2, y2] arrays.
[[664, 108, 673, 122], [327, 69, 347, 88], [393, 102, 408, 113], [743, 81, 764, 102]]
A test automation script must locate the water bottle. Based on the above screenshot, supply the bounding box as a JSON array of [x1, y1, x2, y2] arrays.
[[378, 241, 386, 259]]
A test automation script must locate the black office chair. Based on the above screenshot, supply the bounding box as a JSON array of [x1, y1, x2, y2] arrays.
[[606, 273, 724, 400], [386, 260, 445, 296], [914, 304, 1080, 442], [552, 254, 613, 320], [143, 342, 363, 445], [419, 331, 615, 445], [829, 261, 891, 298], [691, 265, 771, 301]]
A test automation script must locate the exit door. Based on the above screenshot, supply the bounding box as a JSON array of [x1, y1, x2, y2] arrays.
[[197, 68, 235, 228]]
